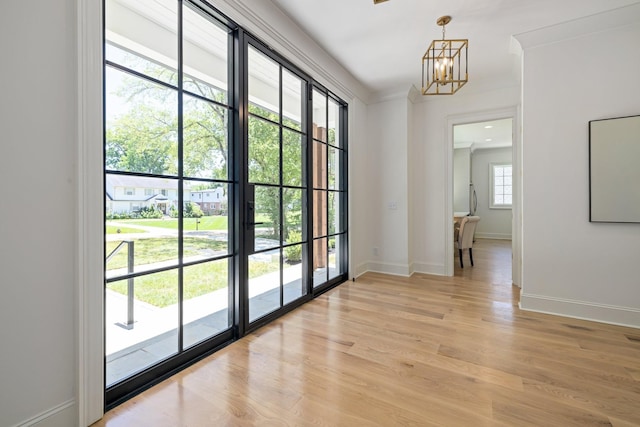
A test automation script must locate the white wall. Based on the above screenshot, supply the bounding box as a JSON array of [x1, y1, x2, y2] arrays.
[[0, 1, 78, 426], [453, 148, 471, 212], [348, 98, 371, 278], [471, 147, 512, 239], [411, 86, 520, 275], [360, 95, 411, 276], [517, 4, 640, 327], [407, 94, 416, 273]]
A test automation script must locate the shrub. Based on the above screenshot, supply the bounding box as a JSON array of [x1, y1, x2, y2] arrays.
[[284, 230, 302, 262], [138, 206, 163, 219], [106, 211, 134, 220], [184, 202, 204, 218]]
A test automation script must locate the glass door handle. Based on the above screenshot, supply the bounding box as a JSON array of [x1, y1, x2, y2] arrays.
[[246, 199, 263, 226]]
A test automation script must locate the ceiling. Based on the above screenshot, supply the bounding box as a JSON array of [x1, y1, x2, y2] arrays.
[[268, 0, 639, 96], [454, 118, 512, 150]]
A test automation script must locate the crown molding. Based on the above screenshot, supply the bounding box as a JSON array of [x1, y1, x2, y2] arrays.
[[514, 3, 640, 50], [212, 0, 372, 103]]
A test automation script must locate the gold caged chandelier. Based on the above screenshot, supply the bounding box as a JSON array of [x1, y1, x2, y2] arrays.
[[421, 15, 468, 95]]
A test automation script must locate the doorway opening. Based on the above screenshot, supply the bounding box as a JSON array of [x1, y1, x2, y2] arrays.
[[450, 116, 516, 283]]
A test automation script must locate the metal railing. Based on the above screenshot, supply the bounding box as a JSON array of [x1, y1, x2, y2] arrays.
[[106, 240, 135, 329]]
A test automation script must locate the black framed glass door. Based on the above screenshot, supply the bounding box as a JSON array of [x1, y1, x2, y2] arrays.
[[244, 42, 310, 324], [103, 0, 348, 409], [104, 0, 235, 406]]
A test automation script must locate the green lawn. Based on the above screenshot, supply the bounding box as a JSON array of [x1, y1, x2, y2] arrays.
[[108, 260, 228, 308], [106, 237, 227, 270], [110, 214, 276, 231], [113, 216, 228, 231], [106, 225, 147, 235], [106, 236, 280, 307]]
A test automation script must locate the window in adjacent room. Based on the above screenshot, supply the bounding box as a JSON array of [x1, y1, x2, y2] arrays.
[[490, 163, 512, 208]]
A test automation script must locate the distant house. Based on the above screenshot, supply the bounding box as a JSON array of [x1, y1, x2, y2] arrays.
[[106, 174, 190, 215], [190, 187, 227, 215]]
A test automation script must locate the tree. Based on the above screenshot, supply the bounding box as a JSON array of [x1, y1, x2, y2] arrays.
[[106, 54, 303, 240], [106, 60, 228, 179], [248, 106, 303, 239], [184, 202, 204, 218], [106, 103, 177, 174]]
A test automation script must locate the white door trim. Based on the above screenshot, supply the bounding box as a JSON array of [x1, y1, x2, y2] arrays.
[[77, 0, 105, 424], [445, 106, 521, 286]]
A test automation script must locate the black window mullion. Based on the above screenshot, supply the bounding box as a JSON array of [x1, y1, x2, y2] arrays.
[[324, 95, 330, 283], [306, 83, 314, 294], [278, 65, 285, 309], [340, 104, 349, 276], [234, 29, 248, 337], [177, 0, 185, 353]]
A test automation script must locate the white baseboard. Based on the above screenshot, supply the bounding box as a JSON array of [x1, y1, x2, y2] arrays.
[[354, 261, 412, 277], [410, 262, 447, 276], [353, 262, 370, 279], [13, 399, 76, 427], [353, 261, 446, 278], [475, 233, 512, 240], [520, 293, 640, 329], [367, 261, 411, 277]]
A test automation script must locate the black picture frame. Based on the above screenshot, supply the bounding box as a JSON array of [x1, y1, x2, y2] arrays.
[[589, 114, 640, 223]]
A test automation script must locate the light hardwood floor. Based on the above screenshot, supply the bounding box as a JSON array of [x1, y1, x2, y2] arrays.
[[94, 239, 640, 426]]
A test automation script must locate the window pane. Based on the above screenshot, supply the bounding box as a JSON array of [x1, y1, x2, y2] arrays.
[[184, 181, 229, 255], [328, 146, 343, 190], [283, 249, 305, 304], [491, 164, 513, 207], [183, 94, 228, 180], [330, 191, 346, 234], [105, 67, 178, 175], [282, 69, 303, 131], [249, 250, 281, 321], [183, 6, 228, 103], [183, 259, 230, 348], [313, 190, 327, 238], [313, 237, 328, 287], [329, 234, 346, 281], [105, 44, 177, 86], [282, 129, 303, 187], [254, 185, 280, 250], [313, 89, 327, 142], [283, 188, 303, 244], [105, 0, 178, 85], [328, 97, 340, 146], [106, 174, 179, 276], [248, 46, 279, 121], [328, 191, 339, 235], [313, 140, 327, 189], [105, 270, 179, 386], [248, 117, 280, 185]]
